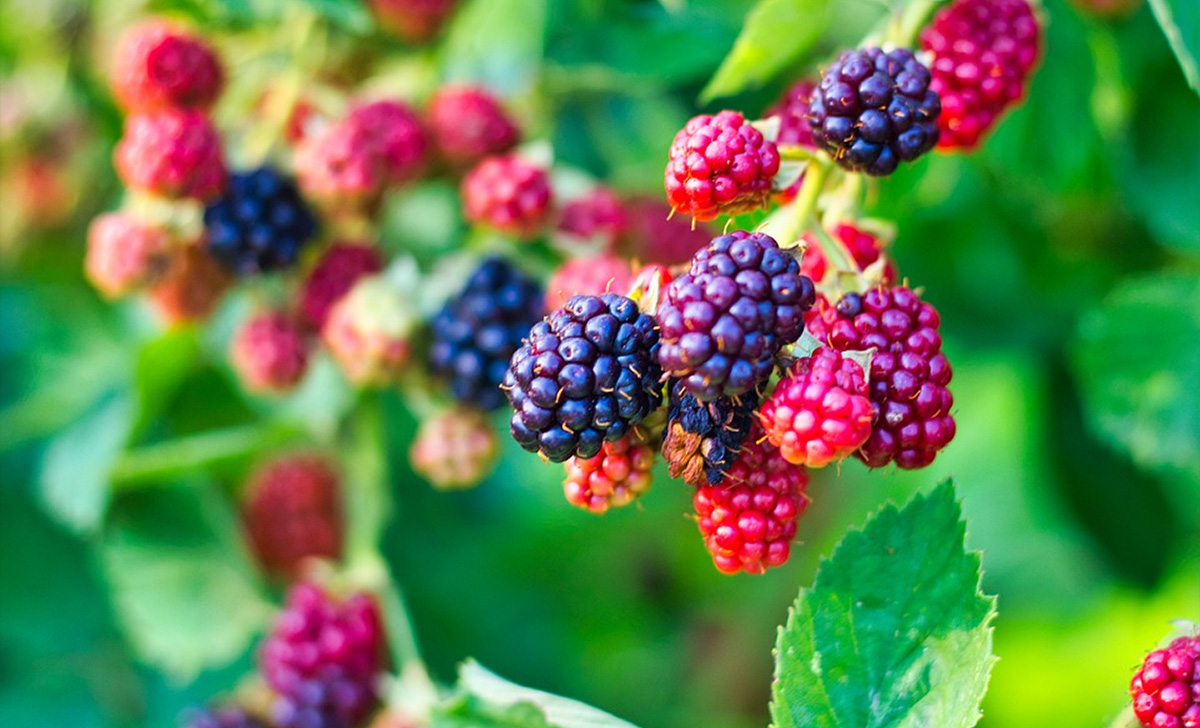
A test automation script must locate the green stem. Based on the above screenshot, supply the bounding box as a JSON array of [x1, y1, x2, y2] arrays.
[[109, 423, 301, 488], [890, 0, 945, 48], [777, 144, 821, 163], [380, 576, 425, 670]]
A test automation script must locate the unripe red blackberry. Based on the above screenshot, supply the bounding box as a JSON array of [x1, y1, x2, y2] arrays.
[[799, 223, 897, 286], [767, 80, 817, 200], [554, 187, 628, 253], [111, 20, 224, 111], [810, 47, 940, 175], [322, 275, 414, 386], [297, 242, 384, 332], [242, 454, 343, 580], [115, 109, 226, 200], [428, 85, 520, 168], [759, 347, 873, 467], [694, 425, 809, 575], [231, 311, 310, 394], [369, 0, 459, 43], [661, 379, 761, 486], [146, 243, 232, 325], [1131, 635, 1200, 728], [621, 197, 714, 267], [921, 0, 1041, 150], [410, 408, 499, 490], [260, 582, 384, 728], [563, 433, 656, 514], [664, 110, 780, 222], [656, 231, 814, 400], [84, 212, 170, 299], [545, 254, 635, 311], [347, 100, 429, 187], [461, 154, 553, 238], [505, 293, 663, 462], [807, 287, 955, 469]]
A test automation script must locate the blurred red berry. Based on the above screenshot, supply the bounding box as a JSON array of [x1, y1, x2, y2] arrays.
[[242, 454, 343, 579], [410, 407, 499, 490], [85, 212, 170, 299], [231, 311, 310, 393], [369, 0, 459, 43], [428, 85, 520, 168], [297, 242, 384, 332], [146, 242, 231, 325], [111, 19, 224, 111], [544, 254, 636, 310], [461, 153, 552, 238], [115, 109, 226, 200]]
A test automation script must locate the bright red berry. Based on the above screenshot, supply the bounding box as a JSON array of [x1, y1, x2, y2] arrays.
[[115, 108, 226, 200], [410, 407, 499, 490], [428, 85, 520, 168], [368, 0, 459, 43], [111, 19, 224, 111], [1131, 636, 1200, 728], [807, 288, 956, 469], [554, 187, 628, 253], [297, 242, 384, 332], [545, 254, 635, 311], [461, 154, 552, 238], [146, 243, 232, 325], [799, 223, 897, 286], [85, 212, 170, 299], [231, 311, 310, 394], [260, 582, 384, 728], [665, 110, 780, 222], [241, 455, 343, 579], [921, 0, 1041, 150], [563, 434, 656, 514], [759, 347, 874, 467], [694, 425, 809, 575]]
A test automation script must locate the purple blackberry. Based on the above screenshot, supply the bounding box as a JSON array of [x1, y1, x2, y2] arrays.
[[809, 47, 941, 176], [660, 379, 760, 486], [656, 231, 814, 401], [504, 293, 663, 462], [429, 257, 543, 411], [260, 581, 384, 728], [204, 166, 317, 275], [181, 706, 267, 728]]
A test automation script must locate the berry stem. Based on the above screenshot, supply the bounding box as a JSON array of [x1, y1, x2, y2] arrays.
[[767, 156, 831, 248], [777, 144, 821, 163], [109, 422, 303, 488], [890, 0, 944, 48]]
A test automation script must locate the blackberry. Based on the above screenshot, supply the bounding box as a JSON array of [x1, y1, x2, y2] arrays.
[[429, 257, 543, 411], [661, 379, 761, 486], [1131, 635, 1200, 728], [242, 454, 343, 579], [323, 275, 414, 386], [809, 47, 941, 176], [504, 293, 663, 462], [112, 20, 224, 111], [664, 110, 780, 222], [260, 582, 384, 728], [656, 231, 814, 400], [203, 166, 317, 275]]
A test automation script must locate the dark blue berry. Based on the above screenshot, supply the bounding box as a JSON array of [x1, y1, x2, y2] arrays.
[[203, 166, 316, 275]]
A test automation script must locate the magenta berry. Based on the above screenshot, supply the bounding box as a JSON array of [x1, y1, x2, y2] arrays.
[[461, 154, 553, 238], [347, 100, 428, 186], [1131, 635, 1200, 728], [115, 108, 226, 200], [694, 424, 809, 575], [807, 287, 955, 469], [260, 581, 384, 728], [664, 110, 780, 222], [111, 19, 224, 111], [84, 212, 170, 299], [767, 80, 817, 200], [809, 47, 940, 176], [555, 187, 628, 252], [921, 0, 1041, 150], [298, 242, 384, 332], [428, 85, 520, 167], [563, 434, 656, 514], [242, 455, 343, 580], [656, 230, 814, 400], [231, 311, 310, 393], [759, 347, 874, 467]]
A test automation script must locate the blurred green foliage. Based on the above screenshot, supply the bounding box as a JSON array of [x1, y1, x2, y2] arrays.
[[1, 0, 1198, 727]]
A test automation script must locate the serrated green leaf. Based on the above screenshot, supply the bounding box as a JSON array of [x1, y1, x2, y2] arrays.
[[1148, 0, 1200, 96], [37, 394, 133, 534], [770, 481, 996, 728], [701, 0, 831, 102], [100, 484, 271, 681], [1074, 273, 1200, 516]]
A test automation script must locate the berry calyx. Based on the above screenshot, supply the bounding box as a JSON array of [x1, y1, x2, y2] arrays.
[[461, 153, 553, 238], [656, 230, 814, 400], [111, 19, 224, 111], [114, 109, 226, 200], [664, 110, 780, 222], [759, 346, 873, 467], [203, 166, 317, 275], [809, 47, 941, 176], [410, 407, 499, 490], [428, 85, 520, 168], [85, 212, 171, 299], [230, 311, 311, 394], [563, 433, 656, 514], [1130, 635, 1200, 728], [799, 222, 897, 286], [921, 0, 1041, 150], [241, 454, 343, 580], [694, 425, 809, 575]]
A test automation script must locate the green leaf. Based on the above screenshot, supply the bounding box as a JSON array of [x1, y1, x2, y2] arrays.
[[770, 481, 996, 728], [133, 328, 200, 437], [37, 394, 134, 534], [296, 0, 374, 33], [433, 661, 643, 728], [440, 0, 548, 96], [1148, 0, 1200, 96], [1074, 273, 1200, 510], [100, 483, 272, 681]]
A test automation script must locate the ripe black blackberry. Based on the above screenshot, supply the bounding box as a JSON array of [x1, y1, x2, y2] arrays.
[[505, 293, 663, 462], [656, 231, 814, 401], [204, 166, 317, 275], [429, 257, 543, 411], [809, 47, 941, 176], [661, 379, 761, 486]]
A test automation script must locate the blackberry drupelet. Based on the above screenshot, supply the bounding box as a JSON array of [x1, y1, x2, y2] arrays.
[[1130, 635, 1200, 728], [429, 257, 543, 411], [660, 379, 761, 486], [204, 166, 317, 275]]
